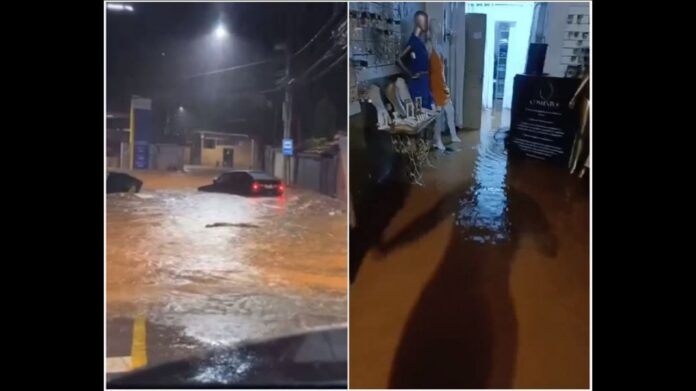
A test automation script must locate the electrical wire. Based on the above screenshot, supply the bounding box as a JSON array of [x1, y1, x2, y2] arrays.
[[183, 9, 343, 80], [183, 7, 345, 89], [292, 7, 344, 56], [295, 23, 345, 83], [183, 58, 281, 79], [308, 52, 346, 82], [184, 13, 339, 79]]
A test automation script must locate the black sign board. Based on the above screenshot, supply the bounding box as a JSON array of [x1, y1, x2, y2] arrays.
[[508, 75, 582, 166]]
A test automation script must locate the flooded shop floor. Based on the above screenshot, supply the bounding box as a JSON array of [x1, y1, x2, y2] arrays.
[[349, 109, 589, 389], [106, 172, 347, 378]]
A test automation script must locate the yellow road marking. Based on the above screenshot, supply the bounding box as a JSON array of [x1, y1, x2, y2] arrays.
[[130, 315, 147, 369]]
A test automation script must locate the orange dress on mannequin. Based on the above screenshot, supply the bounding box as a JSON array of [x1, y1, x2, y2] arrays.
[[430, 50, 449, 107]]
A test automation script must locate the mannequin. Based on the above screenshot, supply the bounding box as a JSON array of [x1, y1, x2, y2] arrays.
[[427, 18, 461, 144], [367, 84, 391, 130], [396, 11, 434, 113], [380, 79, 418, 128], [395, 77, 416, 118], [385, 81, 406, 118]]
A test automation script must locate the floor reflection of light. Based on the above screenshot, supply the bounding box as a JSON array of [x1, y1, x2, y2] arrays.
[[455, 109, 511, 243]]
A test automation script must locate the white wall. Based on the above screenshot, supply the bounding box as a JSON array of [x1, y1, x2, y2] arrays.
[[543, 2, 590, 77], [450, 4, 467, 126], [466, 2, 535, 109]]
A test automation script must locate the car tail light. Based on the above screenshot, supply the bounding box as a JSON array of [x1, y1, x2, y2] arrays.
[[252, 182, 260, 191], [278, 183, 285, 193]]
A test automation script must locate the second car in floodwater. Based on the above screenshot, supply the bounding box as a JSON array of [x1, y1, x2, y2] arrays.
[[198, 171, 285, 197]]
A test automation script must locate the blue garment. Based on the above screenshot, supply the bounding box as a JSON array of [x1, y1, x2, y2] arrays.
[[406, 33, 433, 109]]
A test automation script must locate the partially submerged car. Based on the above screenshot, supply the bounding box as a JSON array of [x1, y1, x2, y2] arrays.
[[198, 170, 284, 197], [107, 172, 143, 194]]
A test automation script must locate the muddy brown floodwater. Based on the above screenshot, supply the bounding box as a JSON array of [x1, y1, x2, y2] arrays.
[[107, 172, 346, 366], [350, 109, 589, 389]]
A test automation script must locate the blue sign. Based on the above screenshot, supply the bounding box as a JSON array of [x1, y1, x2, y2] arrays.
[[133, 142, 149, 169], [133, 109, 153, 143], [130, 97, 152, 170], [282, 138, 293, 156]]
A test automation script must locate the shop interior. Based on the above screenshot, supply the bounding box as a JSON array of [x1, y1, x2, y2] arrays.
[[349, 2, 589, 388]]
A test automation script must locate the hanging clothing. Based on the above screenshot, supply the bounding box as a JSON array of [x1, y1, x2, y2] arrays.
[[406, 33, 433, 109], [429, 50, 450, 107]]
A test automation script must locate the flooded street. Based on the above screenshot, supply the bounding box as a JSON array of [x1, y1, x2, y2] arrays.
[[106, 172, 346, 375], [350, 108, 589, 388]]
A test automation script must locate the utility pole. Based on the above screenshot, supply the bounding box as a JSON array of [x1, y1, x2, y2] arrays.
[[283, 44, 292, 185], [281, 10, 295, 186]]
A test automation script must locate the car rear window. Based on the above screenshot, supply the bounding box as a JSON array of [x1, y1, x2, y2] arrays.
[[249, 172, 277, 181]]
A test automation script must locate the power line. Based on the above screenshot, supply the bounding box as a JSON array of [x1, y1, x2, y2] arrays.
[[296, 20, 346, 82], [309, 52, 346, 82], [183, 58, 281, 79], [181, 7, 344, 90], [292, 6, 343, 57], [182, 6, 343, 81], [299, 51, 336, 81]]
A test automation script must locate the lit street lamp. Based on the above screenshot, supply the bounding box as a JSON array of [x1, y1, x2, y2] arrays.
[[106, 3, 134, 12], [214, 23, 228, 40]]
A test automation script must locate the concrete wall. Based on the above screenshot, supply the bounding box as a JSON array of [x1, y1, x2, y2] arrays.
[[120, 142, 130, 170], [295, 155, 323, 192], [201, 147, 223, 167], [201, 141, 253, 169], [107, 156, 120, 169], [295, 153, 340, 198], [272, 150, 295, 183], [151, 144, 189, 171], [183, 147, 191, 167]]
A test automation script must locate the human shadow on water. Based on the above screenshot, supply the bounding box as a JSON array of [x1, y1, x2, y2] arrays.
[[350, 178, 410, 283], [378, 167, 558, 388], [350, 102, 411, 283]]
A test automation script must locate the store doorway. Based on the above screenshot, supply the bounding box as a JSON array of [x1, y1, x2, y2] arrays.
[[465, 2, 535, 111], [492, 21, 512, 111]]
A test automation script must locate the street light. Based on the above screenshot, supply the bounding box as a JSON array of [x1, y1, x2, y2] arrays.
[[106, 3, 134, 12], [214, 23, 228, 40], [178, 106, 185, 112]]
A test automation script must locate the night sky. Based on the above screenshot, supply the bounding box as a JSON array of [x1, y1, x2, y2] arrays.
[[107, 2, 346, 144]]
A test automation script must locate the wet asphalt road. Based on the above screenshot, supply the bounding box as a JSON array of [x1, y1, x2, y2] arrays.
[[106, 173, 347, 380]]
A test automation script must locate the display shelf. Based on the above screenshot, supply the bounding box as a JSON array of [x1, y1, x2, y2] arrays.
[[353, 64, 402, 83]]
